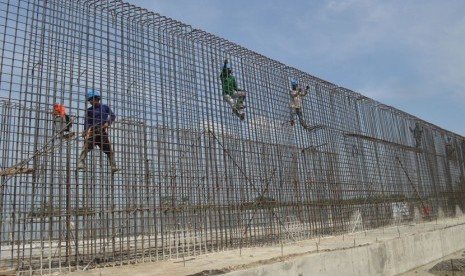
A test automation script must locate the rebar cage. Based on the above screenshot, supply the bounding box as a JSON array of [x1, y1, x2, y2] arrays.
[[0, 0, 464, 274]]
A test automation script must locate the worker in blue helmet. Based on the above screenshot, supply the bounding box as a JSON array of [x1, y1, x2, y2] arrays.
[[289, 79, 310, 129], [220, 59, 246, 121], [77, 90, 120, 173]]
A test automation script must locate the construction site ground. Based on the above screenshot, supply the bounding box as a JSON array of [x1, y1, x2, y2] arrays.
[[401, 249, 465, 276]]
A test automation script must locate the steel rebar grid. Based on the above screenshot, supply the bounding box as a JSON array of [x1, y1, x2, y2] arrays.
[[0, 0, 464, 274]]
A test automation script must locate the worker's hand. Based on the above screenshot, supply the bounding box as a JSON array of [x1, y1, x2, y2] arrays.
[[306, 86, 310, 90], [82, 129, 91, 138], [102, 122, 109, 129]]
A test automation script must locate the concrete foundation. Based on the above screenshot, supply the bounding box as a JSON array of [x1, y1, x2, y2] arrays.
[[226, 219, 465, 276], [68, 217, 465, 276]]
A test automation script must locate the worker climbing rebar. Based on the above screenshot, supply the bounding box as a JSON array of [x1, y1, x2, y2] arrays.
[[409, 122, 423, 148], [76, 90, 120, 173], [53, 103, 74, 139], [220, 59, 246, 121], [289, 79, 310, 129]]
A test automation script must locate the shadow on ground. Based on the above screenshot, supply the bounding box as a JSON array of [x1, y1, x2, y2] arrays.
[[429, 251, 465, 276]]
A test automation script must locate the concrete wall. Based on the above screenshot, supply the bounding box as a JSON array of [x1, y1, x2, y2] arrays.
[[225, 223, 465, 276]]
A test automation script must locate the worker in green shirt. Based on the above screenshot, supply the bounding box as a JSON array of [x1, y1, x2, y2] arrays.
[[220, 59, 246, 120]]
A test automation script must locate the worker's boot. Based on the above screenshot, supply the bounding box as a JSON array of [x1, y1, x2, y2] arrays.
[[76, 151, 87, 171]]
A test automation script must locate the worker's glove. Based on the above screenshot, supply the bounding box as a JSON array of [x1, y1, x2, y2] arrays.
[[306, 85, 310, 90]]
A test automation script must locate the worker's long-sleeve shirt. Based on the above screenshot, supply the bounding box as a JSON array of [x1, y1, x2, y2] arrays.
[[289, 87, 308, 109], [220, 68, 238, 97], [85, 104, 115, 130]]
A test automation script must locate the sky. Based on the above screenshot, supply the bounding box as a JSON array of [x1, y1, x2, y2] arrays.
[[128, 0, 465, 136]]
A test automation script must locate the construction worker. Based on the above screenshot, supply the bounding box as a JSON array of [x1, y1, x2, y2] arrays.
[[409, 122, 423, 148], [53, 103, 74, 139], [220, 59, 246, 120], [289, 79, 310, 129], [77, 90, 120, 173]]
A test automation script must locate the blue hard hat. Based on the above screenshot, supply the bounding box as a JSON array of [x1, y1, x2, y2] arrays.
[[291, 79, 298, 86], [87, 90, 100, 100]]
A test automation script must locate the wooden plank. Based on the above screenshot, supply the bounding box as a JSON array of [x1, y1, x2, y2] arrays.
[[0, 167, 34, 176], [0, 267, 16, 276]]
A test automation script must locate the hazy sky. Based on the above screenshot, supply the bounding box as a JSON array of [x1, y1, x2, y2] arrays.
[[128, 0, 465, 136]]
